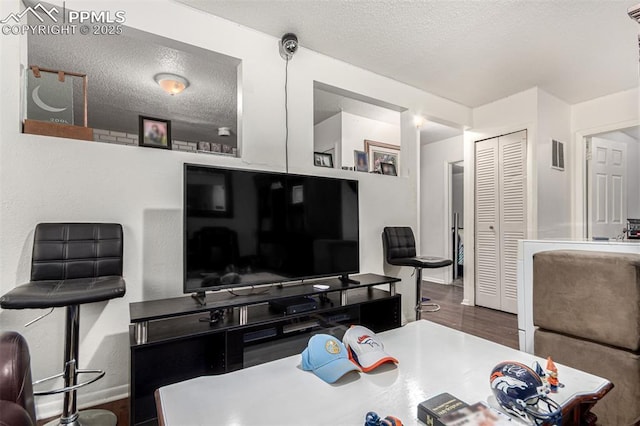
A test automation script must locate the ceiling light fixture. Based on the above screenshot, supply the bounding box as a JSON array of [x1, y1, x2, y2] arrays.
[[154, 73, 189, 95]]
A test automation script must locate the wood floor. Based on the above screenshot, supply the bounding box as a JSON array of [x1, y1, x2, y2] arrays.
[[421, 280, 519, 349], [36, 398, 129, 426], [38, 281, 517, 426]]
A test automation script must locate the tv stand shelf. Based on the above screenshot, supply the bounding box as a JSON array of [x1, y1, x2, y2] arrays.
[[128, 273, 401, 426]]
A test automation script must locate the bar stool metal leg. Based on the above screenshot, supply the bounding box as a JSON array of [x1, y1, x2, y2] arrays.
[[43, 305, 117, 426], [415, 268, 440, 321]]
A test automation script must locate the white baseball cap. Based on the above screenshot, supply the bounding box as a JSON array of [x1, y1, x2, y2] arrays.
[[342, 325, 398, 372]]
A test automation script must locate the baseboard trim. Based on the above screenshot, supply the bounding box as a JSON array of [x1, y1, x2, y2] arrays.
[[36, 385, 129, 420], [422, 277, 447, 285], [461, 298, 472, 306]]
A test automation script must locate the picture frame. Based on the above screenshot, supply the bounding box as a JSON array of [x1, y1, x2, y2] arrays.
[[380, 162, 397, 176], [354, 150, 368, 172], [314, 151, 334, 168], [197, 141, 211, 152], [365, 139, 400, 174], [139, 115, 171, 149]]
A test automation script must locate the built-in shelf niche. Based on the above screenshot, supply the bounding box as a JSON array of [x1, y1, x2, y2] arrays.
[[313, 82, 406, 176]]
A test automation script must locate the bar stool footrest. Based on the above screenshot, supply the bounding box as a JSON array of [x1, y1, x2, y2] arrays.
[[34, 369, 105, 396]]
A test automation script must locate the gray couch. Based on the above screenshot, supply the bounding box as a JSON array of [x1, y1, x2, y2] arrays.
[[533, 250, 640, 426]]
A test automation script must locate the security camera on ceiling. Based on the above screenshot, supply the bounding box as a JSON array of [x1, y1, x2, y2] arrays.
[[279, 33, 299, 60]]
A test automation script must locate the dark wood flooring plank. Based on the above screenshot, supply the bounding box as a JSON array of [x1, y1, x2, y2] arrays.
[[421, 280, 519, 349], [37, 398, 129, 426]]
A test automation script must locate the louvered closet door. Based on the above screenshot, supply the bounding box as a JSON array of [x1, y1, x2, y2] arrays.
[[498, 131, 526, 314], [475, 138, 500, 310], [475, 130, 526, 313]]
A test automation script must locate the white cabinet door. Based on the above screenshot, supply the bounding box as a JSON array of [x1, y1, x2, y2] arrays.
[[498, 131, 526, 314], [475, 130, 526, 314], [475, 137, 500, 310], [589, 137, 627, 239]]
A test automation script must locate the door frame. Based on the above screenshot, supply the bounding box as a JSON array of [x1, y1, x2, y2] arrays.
[[572, 119, 638, 239], [444, 160, 464, 284]]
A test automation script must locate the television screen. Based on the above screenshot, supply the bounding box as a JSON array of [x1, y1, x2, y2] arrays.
[[184, 164, 359, 294]]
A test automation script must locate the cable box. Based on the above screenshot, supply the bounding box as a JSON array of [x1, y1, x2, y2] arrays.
[[269, 297, 318, 315]]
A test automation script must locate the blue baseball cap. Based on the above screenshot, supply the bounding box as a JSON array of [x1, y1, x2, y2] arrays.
[[301, 334, 360, 383]]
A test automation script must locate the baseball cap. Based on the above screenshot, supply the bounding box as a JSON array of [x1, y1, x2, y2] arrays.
[[301, 334, 360, 383], [342, 325, 398, 372]]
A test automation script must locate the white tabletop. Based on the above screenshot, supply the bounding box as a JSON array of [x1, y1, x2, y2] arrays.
[[157, 320, 610, 426]]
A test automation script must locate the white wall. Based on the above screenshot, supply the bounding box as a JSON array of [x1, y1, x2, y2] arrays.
[[0, 0, 472, 418], [340, 111, 400, 169], [314, 111, 401, 170], [313, 113, 341, 166], [419, 135, 463, 284], [536, 90, 572, 238]]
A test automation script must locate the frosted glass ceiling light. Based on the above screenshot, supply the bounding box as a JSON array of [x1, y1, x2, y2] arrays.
[[155, 73, 189, 95]]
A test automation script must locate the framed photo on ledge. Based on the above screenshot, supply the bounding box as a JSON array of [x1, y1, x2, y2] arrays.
[[365, 139, 399, 174], [314, 152, 334, 168], [380, 162, 397, 176], [354, 150, 368, 172], [139, 115, 172, 149]]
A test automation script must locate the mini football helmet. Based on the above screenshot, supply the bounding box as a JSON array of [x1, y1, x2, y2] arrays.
[[490, 361, 562, 425]]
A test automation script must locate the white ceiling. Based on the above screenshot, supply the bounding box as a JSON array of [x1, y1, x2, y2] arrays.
[[179, 0, 639, 108]]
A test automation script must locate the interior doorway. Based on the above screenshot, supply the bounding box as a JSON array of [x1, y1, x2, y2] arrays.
[[586, 125, 640, 239], [418, 120, 463, 285], [450, 161, 464, 286]]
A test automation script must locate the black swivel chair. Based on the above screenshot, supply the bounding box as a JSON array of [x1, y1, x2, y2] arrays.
[[382, 227, 452, 320], [0, 223, 126, 426]]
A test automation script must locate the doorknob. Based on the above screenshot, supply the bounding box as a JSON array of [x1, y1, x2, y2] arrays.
[[489, 225, 494, 230]]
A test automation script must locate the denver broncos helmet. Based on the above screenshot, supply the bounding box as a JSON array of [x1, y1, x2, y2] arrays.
[[490, 361, 562, 425]]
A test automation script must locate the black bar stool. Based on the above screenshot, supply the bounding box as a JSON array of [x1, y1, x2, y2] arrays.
[[0, 223, 126, 426], [382, 226, 452, 320]]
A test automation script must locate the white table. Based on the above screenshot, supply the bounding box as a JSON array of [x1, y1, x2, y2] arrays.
[[156, 320, 611, 426]]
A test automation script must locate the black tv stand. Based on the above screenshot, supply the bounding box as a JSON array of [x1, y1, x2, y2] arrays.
[[339, 274, 360, 284], [129, 273, 400, 426], [191, 292, 207, 306]]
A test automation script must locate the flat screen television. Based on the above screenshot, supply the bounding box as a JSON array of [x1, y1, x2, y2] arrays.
[[184, 164, 359, 295]]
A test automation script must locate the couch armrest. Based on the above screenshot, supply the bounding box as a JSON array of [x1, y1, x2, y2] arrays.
[[0, 332, 36, 424]]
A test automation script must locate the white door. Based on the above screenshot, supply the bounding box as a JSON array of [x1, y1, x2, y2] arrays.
[[475, 131, 526, 314], [475, 138, 500, 310], [589, 137, 627, 239], [498, 131, 527, 314]]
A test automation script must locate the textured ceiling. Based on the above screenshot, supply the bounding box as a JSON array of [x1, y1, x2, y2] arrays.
[[28, 13, 240, 145], [178, 0, 639, 107]]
